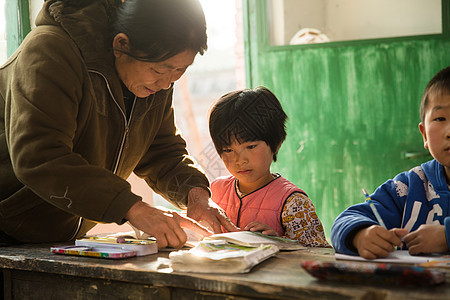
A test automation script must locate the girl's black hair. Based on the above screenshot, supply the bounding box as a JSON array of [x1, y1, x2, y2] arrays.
[[112, 0, 207, 62], [209, 87, 288, 162]]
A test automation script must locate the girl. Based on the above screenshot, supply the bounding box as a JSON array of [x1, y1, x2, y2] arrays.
[[208, 87, 330, 247]]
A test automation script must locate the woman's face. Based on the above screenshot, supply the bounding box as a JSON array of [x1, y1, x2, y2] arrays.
[[113, 34, 196, 98]]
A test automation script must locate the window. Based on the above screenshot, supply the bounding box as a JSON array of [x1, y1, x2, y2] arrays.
[[268, 0, 443, 46]]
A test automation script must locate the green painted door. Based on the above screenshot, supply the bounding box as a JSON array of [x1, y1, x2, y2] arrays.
[[5, 0, 31, 57], [243, 0, 450, 240]]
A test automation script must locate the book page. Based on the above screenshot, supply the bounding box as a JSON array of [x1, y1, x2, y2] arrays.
[[206, 231, 277, 246], [204, 231, 306, 250]]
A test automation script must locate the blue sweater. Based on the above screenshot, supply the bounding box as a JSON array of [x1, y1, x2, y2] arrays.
[[331, 159, 450, 255]]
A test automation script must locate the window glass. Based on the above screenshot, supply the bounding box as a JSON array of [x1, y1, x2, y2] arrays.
[[0, 0, 6, 64], [268, 0, 442, 46]]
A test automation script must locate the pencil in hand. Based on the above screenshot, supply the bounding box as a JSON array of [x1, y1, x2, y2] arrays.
[[362, 188, 387, 228]]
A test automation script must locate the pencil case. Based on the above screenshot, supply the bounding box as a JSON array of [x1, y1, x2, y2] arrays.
[[301, 260, 445, 286]]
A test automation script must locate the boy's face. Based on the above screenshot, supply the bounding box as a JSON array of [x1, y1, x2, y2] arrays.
[[419, 92, 450, 179], [220, 138, 278, 194]]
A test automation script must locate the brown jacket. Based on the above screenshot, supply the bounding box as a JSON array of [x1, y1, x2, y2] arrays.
[[0, 0, 209, 243]]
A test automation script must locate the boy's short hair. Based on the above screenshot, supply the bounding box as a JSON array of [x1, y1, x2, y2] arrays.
[[420, 66, 450, 123], [209, 86, 287, 162]]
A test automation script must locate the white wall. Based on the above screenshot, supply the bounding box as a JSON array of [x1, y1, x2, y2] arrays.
[[30, 0, 44, 28], [269, 0, 442, 45], [324, 0, 441, 41], [284, 0, 325, 42]]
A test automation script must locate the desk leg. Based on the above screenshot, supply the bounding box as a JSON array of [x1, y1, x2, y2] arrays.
[[2, 269, 11, 300]]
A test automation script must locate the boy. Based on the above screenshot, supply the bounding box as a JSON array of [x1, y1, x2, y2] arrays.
[[208, 86, 330, 247], [331, 66, 450, 258]]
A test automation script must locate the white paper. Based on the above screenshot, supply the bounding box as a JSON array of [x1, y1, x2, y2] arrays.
[[335, 250, 443, 264]]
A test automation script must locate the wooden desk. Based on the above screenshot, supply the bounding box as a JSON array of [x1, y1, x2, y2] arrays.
[[0, 244, 449, 299]]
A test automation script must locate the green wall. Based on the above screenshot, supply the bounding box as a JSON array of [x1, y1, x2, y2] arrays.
[[244, 0, 450, 240]]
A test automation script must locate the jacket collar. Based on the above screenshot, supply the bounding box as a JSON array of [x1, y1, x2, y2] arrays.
[[421, 159, 449, 194]]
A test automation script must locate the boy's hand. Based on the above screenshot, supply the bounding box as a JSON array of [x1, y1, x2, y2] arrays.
[[353, 225, 407, 259], [403, 224, 448, 255], [244, 221, 278, 236]]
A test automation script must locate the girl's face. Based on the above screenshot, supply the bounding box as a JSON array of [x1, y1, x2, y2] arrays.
[[221, 138, 277, 194], [113, 34, 196, 98], [419, 92, 450, 182]]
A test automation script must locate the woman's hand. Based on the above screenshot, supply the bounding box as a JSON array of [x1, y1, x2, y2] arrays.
[[403, 224, 448, 255], [244, 221, 278, 236], [125, 201, 211, 249], [353, 225, 407, 259], [186, 187, 239, 233]]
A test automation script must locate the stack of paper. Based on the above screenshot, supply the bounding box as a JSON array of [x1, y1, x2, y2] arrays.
[[169, 231, 308, 273], [169, 240, 279, 273]]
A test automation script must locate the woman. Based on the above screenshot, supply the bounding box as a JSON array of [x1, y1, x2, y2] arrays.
[[0, 0, 236, 248]]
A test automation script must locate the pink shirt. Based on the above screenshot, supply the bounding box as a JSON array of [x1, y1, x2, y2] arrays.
[[211, 175, 305, 237]]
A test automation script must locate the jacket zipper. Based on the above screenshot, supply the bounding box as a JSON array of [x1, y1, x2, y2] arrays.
[[88, 70, 135, 173], [68, 70, 135, 240], [236, 180, 243, 227], [68, 217, 83, 241], [124, 97, 136, 150]]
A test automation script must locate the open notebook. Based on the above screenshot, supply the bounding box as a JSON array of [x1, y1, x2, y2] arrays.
[[200, 231, 306, 250], [129, 225, 307, 251]]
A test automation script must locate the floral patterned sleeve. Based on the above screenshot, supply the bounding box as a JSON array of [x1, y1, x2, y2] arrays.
[[281, 192, 331, 247]]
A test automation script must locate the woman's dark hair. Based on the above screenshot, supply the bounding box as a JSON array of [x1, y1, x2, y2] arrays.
[[112, 0, 207, 62], [420, 66, 450, 123], [209, 87, 288, 162]]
